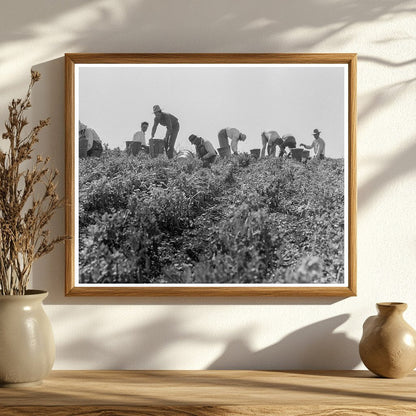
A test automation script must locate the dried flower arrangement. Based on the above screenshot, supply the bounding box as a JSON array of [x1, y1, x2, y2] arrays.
[[0, 71, 65, 295]]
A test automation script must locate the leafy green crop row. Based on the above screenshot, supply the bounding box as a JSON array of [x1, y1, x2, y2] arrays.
[[79, 151, 345, 284]]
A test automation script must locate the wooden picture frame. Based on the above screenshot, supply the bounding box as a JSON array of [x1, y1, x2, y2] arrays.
[[65, 53, 356, 297]]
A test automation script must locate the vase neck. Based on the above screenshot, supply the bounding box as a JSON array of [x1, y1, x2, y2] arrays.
[[377, 302, 407, 316]]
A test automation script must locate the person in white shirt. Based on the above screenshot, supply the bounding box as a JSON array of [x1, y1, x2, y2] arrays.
[[218, 127, 246, 155], [261, 131, 283, 158], [300, 129, 326, 159], [132, 121, 149, 146]]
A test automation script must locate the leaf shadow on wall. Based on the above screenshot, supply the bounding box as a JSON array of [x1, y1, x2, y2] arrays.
[[52, 308, 359, 370], [53, 312, 214, 370], [358, 139, 416, 210], [356, 55, 416, 210], [58, 0, 414, 53], [207, 314, 360, 370], [0, 0, 414, 97]]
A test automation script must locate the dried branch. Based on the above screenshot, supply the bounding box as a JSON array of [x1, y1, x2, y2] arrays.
[[0, 70, 66, 295]]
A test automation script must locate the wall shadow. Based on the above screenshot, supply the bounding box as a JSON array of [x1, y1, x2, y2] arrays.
[[54, 311, 214, 369], [0, 0, 413, 53], [30, 56, 67, 303], [358, 138, 416, 210], [0, 0, 414, 98], [357, 78, 416, 128], [207, 314, 360, 370], [53, 310, 359, 370]]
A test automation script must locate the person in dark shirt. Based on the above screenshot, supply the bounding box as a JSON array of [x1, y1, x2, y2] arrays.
[[188, 134, 217, 168], [279, 134, 297, 157], [150, 105, 180, 159]]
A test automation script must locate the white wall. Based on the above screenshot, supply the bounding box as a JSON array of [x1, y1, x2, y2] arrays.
[[1, 0, 415, 370]]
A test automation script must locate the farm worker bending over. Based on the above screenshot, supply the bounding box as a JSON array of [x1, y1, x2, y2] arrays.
[[189, 134, 217, 168], [79, 121, 103, 157], [218, 127, 246, 155], [261, 131, 283, 158], [279, 134, 297, 157], [300, 129, 325, 159], [150, 105, 180, 159], [132, 121, 149, 146]]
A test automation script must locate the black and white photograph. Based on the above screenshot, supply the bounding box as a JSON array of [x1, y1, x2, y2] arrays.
[[65, 54, 356, 296]]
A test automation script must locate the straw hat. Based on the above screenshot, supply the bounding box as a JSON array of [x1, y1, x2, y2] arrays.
[[188, 134, 198, 143], [312, 129, 321, 135]]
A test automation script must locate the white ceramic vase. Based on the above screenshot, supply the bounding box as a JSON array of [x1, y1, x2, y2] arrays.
[[0, 290, 55, 387]]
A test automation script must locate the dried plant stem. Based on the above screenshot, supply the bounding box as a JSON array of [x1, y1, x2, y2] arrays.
[[0, 71, 65, 295]]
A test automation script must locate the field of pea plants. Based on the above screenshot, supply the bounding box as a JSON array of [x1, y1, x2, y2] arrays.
[[78, 150, 345, 285]]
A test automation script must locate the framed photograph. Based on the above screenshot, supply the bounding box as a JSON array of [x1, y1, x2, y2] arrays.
[[65, 53, 356, 296]]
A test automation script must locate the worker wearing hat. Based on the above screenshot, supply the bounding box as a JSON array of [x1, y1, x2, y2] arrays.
[[188, 134, 217, 168], [150, 105, 180, 159], [300, 129, 326, 159], [218, 127, 246, 155]]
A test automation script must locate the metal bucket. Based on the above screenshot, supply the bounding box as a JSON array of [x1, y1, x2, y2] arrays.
[[250, 149, 261, 159], [291, 148, 304, 162], [217, 146, 231, 158], [176, 150, 194, 160], [149, 139, 165, 158]]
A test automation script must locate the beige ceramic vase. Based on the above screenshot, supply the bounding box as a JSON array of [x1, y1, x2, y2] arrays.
[[359, 302, 416, 378], [0, 290, 55, 387]]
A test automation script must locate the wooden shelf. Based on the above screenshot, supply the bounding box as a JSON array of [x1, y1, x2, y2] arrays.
[[1, 370, 415, 415]]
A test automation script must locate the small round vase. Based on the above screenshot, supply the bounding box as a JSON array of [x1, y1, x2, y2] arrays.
[[0, 290, 55, 387], [359, 302, 416, 378]]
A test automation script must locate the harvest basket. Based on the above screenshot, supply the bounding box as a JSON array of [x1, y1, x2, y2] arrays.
[[149, 139, 165, 158], [217, 146, 231, 158], [132, 142, 142, 156], [218, 134, 229, 149], [250, 149, 261, 159], [291, 148, 304, 162]]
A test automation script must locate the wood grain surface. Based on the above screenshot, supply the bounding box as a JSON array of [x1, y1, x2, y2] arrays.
[[1, 370, 415, 415]]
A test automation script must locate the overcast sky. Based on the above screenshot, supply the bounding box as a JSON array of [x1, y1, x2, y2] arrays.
[[77, 64, 347, 158]]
